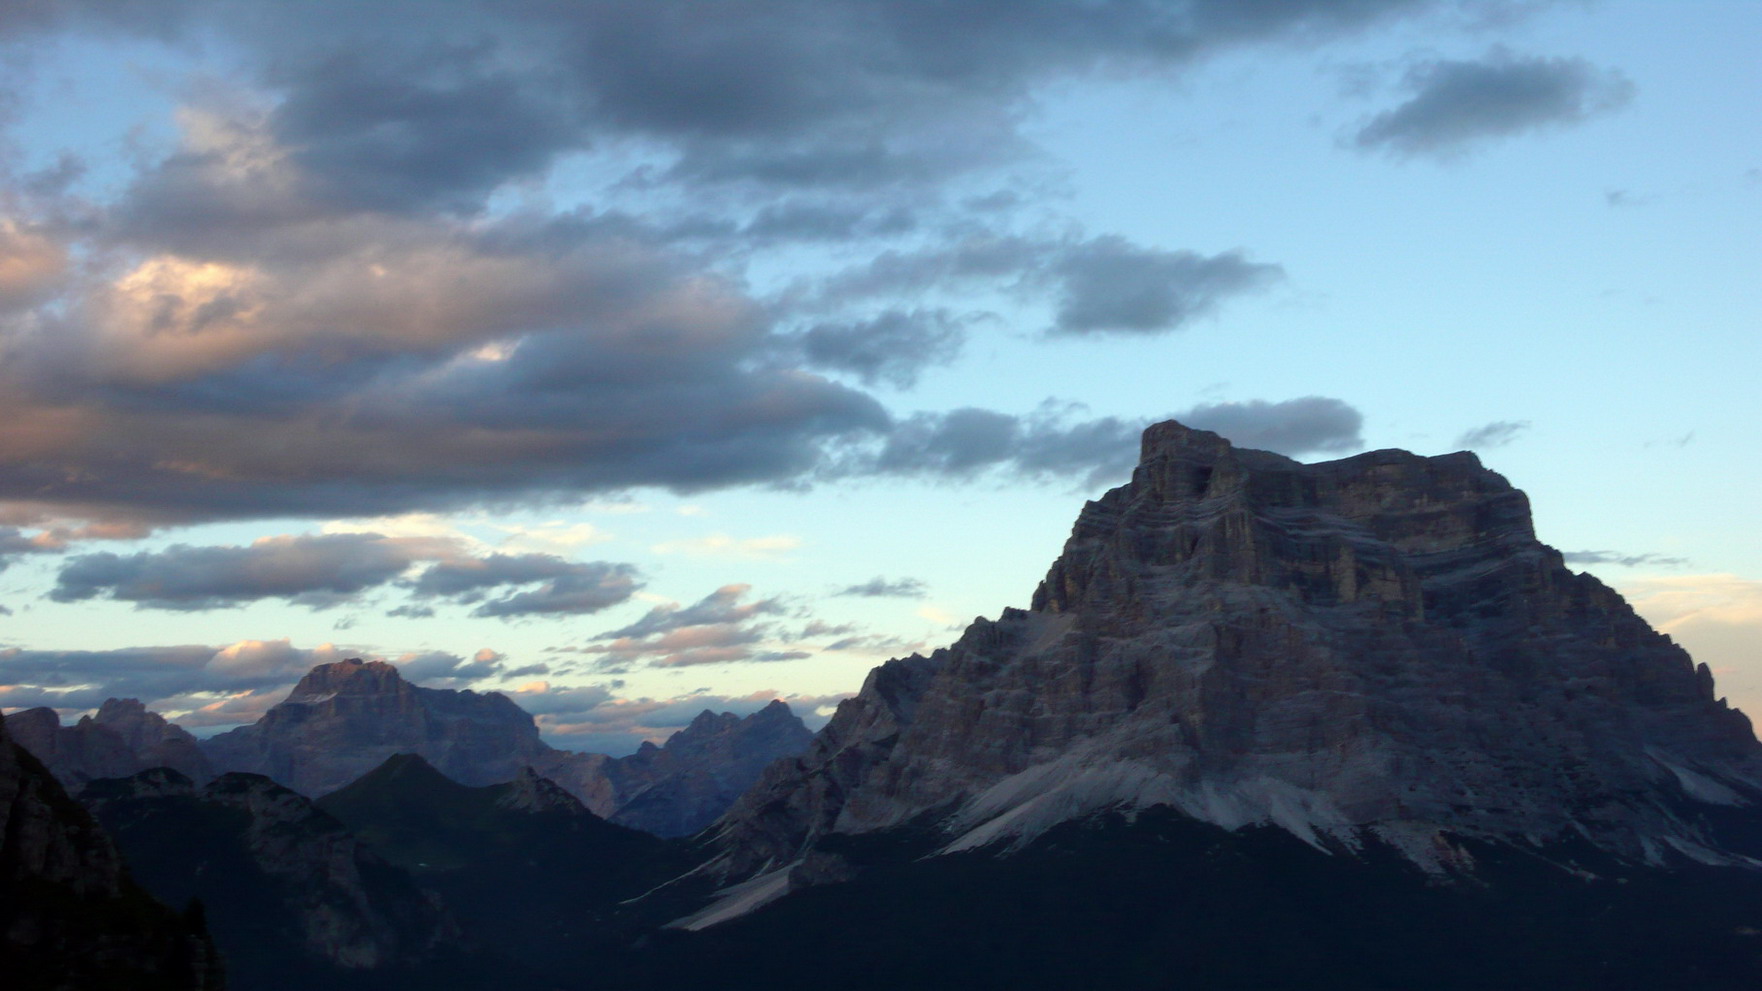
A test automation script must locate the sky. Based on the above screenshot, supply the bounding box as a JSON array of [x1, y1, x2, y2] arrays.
[[0, 0, 1757, 755]]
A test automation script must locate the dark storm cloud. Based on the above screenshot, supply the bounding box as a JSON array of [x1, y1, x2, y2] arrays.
[[1354, 49, 1633, 157], [795, 309, 967, 388], [49, 533, 437, 610], [1562, 550, 1689, 569], [836, 576, 927, 599], [1176, 397, 1365, 457], [1454, 419, 1530, 448]]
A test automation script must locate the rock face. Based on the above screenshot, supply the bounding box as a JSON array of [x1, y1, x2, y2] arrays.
[[595, 701, 817, 837], [8, 699, 213, 789], [203, 659, 549, 797], [713, 421, 1762, 884], [81, 767, 455, 986], [202, 658, 816, 835], [0, 712, 222, 989]]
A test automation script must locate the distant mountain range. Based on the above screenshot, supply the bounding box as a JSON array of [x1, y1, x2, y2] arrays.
[[9, 418, 1762, 989]]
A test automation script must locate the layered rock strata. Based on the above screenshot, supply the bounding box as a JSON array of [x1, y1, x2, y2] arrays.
[[712, 421, 1762, 886], [9, 699, 213, 788], [203, 659, 550, 796]]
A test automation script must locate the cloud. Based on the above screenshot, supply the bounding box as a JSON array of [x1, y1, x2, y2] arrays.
[[0, 218, 67, 313], [45, 530, 640, 617], [1051, 238, 1282, 335], [837, 576, 927, 599], [0, 637, 552, 729], [795, 309, 967, 388], [0, 2, 1443, 533], [0, 526, 57, 572], [577, 583, 800, 670], [1175, 397, 1365, 458], [1454, 419, 1530, 448], [411, 553, 642, 618], [467, 567, 643, 618], [1563, 550, 1689, 570], [865, 406, 1147, 486], [814, 233, 1282, 338], [1354, 49, 1634, 157], [599, 584, 782, 639], [394, 647, 548, 688], [0, 639, 353, 717], [49, 532, 448, 610]]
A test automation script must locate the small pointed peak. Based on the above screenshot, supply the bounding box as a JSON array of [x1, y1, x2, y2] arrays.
[[757, 699, 792, 715]]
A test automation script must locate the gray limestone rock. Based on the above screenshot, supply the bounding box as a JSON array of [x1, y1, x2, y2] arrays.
[[202, 658, 549, 797], [8, 699, 213, 789], [711, 420, 1762, 886]]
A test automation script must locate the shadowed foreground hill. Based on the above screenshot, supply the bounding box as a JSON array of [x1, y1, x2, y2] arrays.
[[318, 753, 692, 975], [0, 712, 221, 990], [80, 767, 490, 991]]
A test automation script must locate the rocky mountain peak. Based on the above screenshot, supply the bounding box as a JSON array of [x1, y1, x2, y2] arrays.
[[9, 699, 212, 788], [710, 420, 1761, 891], [287, 657, 411, 702], [204, 659, 549, 796]]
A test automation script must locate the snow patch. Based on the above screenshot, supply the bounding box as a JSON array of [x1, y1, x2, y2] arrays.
[[666, 864, 795, 931], [938, 749, 1356, 857], [1647, 750, 1747, 806]]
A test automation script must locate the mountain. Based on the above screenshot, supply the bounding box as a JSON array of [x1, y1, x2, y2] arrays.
[[202, 659, 550, 797], [9, 699, 213, 789], [80, 768, 476, 991], [201, 656, 816, 835], [578, 700, 816, 837], [709, 421, 1762, 886], [598, 419, 1762, 989], [317, 754, 690, 973], [0, 712, 222, 990]]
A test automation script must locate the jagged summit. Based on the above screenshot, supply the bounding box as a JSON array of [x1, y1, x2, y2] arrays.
[[204, 657, 549, 796], [285, 657, 410, 701], [709, 419, 1761, 894]]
